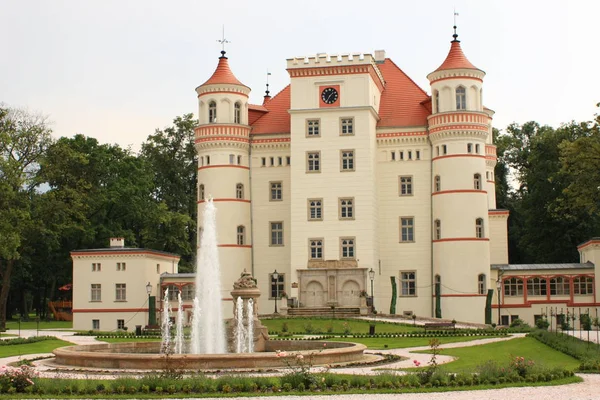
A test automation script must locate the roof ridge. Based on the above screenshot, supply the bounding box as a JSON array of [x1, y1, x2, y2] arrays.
[[383, 58, 429, 97]]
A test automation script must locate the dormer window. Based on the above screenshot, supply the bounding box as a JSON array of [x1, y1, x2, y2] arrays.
[[234, 102, 241, 124], [456, 86, 466, 110], [208, 101, 217, 123]]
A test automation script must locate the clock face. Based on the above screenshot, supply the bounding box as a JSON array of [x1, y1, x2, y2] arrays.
[[321, 87, 339, 105]]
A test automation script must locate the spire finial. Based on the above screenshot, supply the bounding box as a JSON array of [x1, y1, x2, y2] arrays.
[[265, 70, 272, 97], [452, 9, 460, 42], [217, 25, 230, 57]]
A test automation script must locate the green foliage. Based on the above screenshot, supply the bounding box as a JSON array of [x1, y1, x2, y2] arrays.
[[509, 318, 529, 328], [536, 318, 550, 330], [528, 329, 600, 370]]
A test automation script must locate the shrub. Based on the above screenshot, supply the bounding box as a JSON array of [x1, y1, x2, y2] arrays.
[[0, 365, 38, 393], [535, 318, 550, 330], [281, 322, 289, 333]]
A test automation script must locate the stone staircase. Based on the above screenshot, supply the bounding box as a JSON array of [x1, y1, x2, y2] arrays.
[[287, 307, 362, 318]]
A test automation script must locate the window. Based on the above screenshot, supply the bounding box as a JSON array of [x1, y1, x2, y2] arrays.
[[261, 157, 266, 167], [166, 285, 179, 301], [339, 198, 354, 219], [237, 155, 242, 165], [340, 237, 355, 259], [503, 278, 523, 296], [115, 283, 126, 301], [478, 274, 486, 295], [234, 102, 241, 124], [416, 150, 420, 160], [199, 184, 205, 200], [475, 218, 484, 238], [400, 217, 414, 242], [574, 276, 594, 295], [340, 150, 355, 171], [236, 183, 244, 199], [286, 156, 291, 165], [436, 146, 440, 156], [391, 151, 396, 161], [307, 152, 320, 172], [92, 263, 101, 272], [278, 157, 283, 166], [434, 219, 441, 240], [442, 145, 447, 155], [434, 175, 441, 192], [400, 271, 416, 296], [399, 151, 404, 160], [206, 155, 210, 165], [117, 262, 126, 271], [475, 144, 480, 154], [550, 277, 570, 295], [270, 157, 275, 166], [270, 222, 283, 246], [434, 90, 439, 113], [408, 151, 412, 160], [309, 239, 323, 260], [456, 86, 466, 110], [308, 199, 323, 220], [182, 284, 195, 300], [91, 284, 101, 301], [92, 320, 100, 330], [229, 154, 235, 164], [237, 225, 245, 245], [117, 319, 125, 330], [269, 272, 285, 299], [208, 101, 217, 122], [307, 119, 320, 137], [474, 173, 482, 190], [399, 176, 413, 196], [341, 118, 354, 135], [200, 156, 204, 167], [156, 264, 160, 274], [527, 278, 547, 296], [467, 143, 473, 153], [270, 182, 282, 201]]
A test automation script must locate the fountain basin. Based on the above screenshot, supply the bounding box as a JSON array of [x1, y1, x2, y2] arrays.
[[52, 340, 367, 370]]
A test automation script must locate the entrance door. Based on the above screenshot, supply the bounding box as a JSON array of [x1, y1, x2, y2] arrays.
[[305, 281, 325, 307], [341, 280, 361, 306]]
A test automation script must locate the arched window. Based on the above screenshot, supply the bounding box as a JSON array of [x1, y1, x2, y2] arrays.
[[504, 278, 523, 296], [475, 218, 484, 238], [574, 276, 594, 295], [478, 274, 486, 295], [434, 219, 441, 240], [527, 277, 547, 296], [236, 183, 244, 199], [208, 101, 217, 123], [182, 284, 195, 300], [550, 277, 570, 295], [234, 102, 241, 124], [199, 184, 205, 200], [456, 86, 466, 110], [237, 226, 245, 245], [434, 90, 440, 113], [474, 173, 482, 190], [434, 175, 441, 192]]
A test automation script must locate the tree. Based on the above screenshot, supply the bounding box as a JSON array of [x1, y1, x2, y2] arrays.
[[0, 106, 53, 330]]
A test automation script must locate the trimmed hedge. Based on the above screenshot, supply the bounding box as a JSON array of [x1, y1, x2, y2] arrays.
[[0, 336, 57, 346], [528, 329, 600, 371]]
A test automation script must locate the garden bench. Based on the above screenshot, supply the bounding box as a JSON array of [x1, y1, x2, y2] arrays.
[[423, 322, 455, 332]]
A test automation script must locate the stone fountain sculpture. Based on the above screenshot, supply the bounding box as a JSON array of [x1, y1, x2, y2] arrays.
[[227, 270, 269, 352]]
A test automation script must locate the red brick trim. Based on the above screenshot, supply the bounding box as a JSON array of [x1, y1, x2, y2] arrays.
[[432, 154, 486, 162], [432, 189, 486, 196], [198, 165, 250, 171], [433, 238, 490, 243], [198, 199, 251, 204]]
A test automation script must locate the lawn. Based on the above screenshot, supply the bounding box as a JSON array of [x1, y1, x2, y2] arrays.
[[0, 339, 72, 358], [4, 319, 72, 331], [414, 337, 580, 372], [327, 335, 500, 349], [262, 318, 421, 334]]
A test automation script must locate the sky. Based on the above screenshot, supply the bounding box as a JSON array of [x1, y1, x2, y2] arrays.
[[1, 0, 599, 151]]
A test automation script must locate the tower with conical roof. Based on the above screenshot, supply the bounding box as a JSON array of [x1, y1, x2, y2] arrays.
[[426, 28, 494, 322], [195, 50, 252, 304]]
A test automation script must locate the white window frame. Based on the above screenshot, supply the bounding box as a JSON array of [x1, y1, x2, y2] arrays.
[[270, 181, 282, 201], [400, 217, 415, 242], [115, 283, 127, 301], [308, 199, 323, 221], [307, 151, 321, 172], [340, 150, 355, 171], [340, 117, 354, 135], [270, 222, 284, 246], [339, 198, 354, 220], [400, 271, 416, 296], [91, 284, 101, 302], [340, 237, 356, 259], [309, 238, 323, 260], [307, 119, 320, 137], [399, 176, 413, 196]]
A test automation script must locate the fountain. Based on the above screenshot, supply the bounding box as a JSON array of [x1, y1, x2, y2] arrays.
[[52, 199, 367, 370]]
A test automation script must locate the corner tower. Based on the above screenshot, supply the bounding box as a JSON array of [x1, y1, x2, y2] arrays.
[[195, 51, 252, 311], [427, 29, 493, 323]]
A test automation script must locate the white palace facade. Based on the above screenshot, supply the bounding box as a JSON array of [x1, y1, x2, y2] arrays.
[[72, 31, 600, 331]]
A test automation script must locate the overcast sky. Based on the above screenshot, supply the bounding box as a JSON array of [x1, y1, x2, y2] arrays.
[[1, 0, 598, 151]]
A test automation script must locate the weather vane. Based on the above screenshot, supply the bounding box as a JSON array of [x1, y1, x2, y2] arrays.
[[453, 9, 459, 40], [265, 70, 272, 97], [217, 25, 230, 53]]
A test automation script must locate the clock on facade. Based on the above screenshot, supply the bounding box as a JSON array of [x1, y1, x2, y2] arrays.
[[321, 87, 339, 105]]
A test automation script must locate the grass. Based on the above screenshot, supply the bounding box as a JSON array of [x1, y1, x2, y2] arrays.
[[262, 317, 421, 334], [0, 339, 72, 358], [414, 337, 580, 372], [4, 319, 72, 331], [326, 334, 500, 349]]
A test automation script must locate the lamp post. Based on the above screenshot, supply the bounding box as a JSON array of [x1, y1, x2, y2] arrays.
[[368, 268, 375, 312], [272, 270, 279, 314], [496, 280, 502, 326], [146, 282, 152, 327]]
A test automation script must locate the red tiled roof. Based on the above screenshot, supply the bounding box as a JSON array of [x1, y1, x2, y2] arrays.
[[434, 40, 478, 71], [248, 104, 268, 125], [377, 59, 431, 127], [199, 53, 247, 88], [250, 86, 291, 135]]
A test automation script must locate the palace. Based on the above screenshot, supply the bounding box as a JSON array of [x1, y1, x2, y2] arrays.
[[71, 30, 600, 331]]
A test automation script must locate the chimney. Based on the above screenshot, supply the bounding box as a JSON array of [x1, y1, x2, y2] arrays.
[[374, 49, 386, 63], [110, 237, 125, 248]]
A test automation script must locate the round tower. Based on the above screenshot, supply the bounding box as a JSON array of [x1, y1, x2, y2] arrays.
[[195, 51, 252, 316], [427, 28, 492, 323]]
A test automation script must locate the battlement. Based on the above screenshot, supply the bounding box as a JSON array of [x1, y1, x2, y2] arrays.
[[286, 52, 379, 69]]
